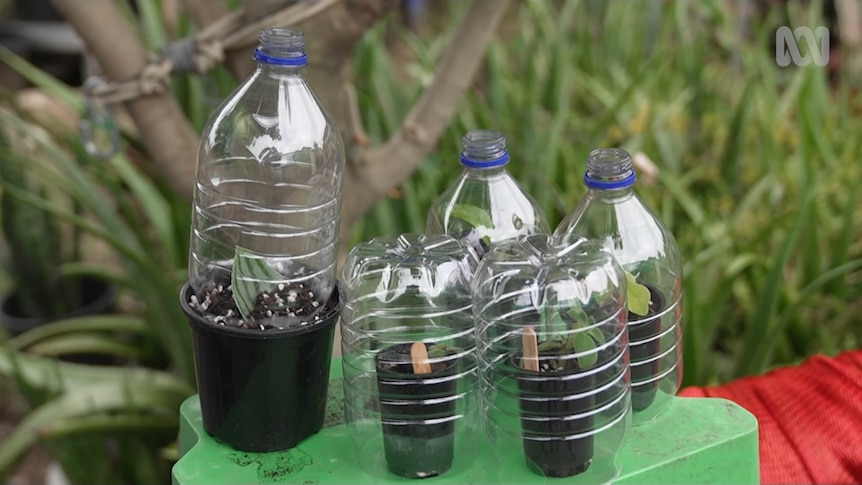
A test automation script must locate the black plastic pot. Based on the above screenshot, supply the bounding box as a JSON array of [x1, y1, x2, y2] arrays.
[[628, 284, 665, 412], [514, 354, 596, 478], [0, 275, 116, 336], [1, 276, 117, 365], [180, 281, 340, 452], [374, 342, 459, 479]]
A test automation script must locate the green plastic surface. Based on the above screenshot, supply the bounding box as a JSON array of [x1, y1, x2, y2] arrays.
[[172, 361, 759, 485]]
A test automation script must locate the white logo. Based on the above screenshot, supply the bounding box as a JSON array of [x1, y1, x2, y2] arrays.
[[776, 26, 830, 67]]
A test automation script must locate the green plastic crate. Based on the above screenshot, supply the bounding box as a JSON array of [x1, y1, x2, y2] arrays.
[[172, 360, 758, 484]]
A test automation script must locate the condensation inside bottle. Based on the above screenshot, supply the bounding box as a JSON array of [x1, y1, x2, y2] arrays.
[[189, 28, 344, 317]]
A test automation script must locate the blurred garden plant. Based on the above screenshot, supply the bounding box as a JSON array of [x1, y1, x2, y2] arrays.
[[352, 0, 862, 385], [0, 122, 80, 323], [0, 51, 194, 484]]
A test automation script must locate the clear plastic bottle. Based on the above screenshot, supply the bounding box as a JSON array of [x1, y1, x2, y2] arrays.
[[426, 130, 549, 258], [340, 234, 482, 479], [188, 28, 344, 324], [473, 234, 630, 483], [554, 148, 682, 425]]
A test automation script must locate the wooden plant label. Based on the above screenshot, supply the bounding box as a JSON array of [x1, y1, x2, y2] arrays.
[[410, 342, 432, 375], [521, 327, 539, 372]]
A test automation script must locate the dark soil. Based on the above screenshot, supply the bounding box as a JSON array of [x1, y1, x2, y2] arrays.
[[375, 342, 450, 375], [188, 281, 336, 331], [514, 342, 592, 373]]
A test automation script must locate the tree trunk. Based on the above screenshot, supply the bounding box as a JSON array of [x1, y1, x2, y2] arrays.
[[51, 0, 198, 203]]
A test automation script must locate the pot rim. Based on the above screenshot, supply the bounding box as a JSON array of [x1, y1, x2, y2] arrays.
[[180, 281, 341, 340], [1, 275, 117, 332]]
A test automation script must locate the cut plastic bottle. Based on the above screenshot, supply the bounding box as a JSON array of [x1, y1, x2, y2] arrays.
[[188, 28, 344, 327], [473, 233, 631, 483], [426, 130, 549, 257], [340, 234, 482, 479], [554, 148, 683, 425]]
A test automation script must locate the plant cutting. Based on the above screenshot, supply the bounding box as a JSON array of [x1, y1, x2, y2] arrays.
[[625, 271, 667, 411], [374, 341, 461, 479], [513, 304, 605, 478], [448, 203, 494, 255]]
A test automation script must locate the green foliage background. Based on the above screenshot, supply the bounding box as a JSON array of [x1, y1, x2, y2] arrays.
[[352, 0, 862, 385]]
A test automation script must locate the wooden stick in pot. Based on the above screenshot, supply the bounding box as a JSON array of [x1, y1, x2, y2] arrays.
[[521, 327, 539, 372], [411, 341, 432, 374]]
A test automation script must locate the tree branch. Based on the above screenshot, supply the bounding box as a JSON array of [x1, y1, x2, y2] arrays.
[[51, 0, 198, 203], [181, 0, 255, 80], [339, 0, 513, 243]]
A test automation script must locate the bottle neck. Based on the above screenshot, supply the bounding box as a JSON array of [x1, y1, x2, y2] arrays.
[[257, 62, 305, 78], [587, 184, 635, 203], [462, 165, 508, 180], [252, 28, 307, 74], [583, 147, 636, 193], [459, 129, 509, 171]]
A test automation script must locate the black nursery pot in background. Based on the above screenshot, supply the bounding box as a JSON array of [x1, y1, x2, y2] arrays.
[[374, 342, 459, 479], [515, 355, 596, 478], [1, 275, 117, 366], [0, 275, 116, 336], [180, 282, 340, 453], [628, 284, 666, 412]]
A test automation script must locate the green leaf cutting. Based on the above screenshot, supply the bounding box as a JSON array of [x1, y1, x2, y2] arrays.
[[574, 332, 598, 368], [586, 327, 606, 346], [449, 203, 493, 229], [626, 271, 651, 317], [427, 344, 462, 358], [231, 246, 283, 319]]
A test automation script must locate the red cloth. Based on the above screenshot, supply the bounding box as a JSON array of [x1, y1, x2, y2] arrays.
[[679, 350, 862, 485]]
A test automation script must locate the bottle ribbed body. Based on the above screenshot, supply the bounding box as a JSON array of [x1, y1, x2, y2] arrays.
[[189, 28, 344, 323], [340, 234, 482, 479], [554, 148, 683, 425], [473, 234, 630, 483], [426, 130, 548, 258]]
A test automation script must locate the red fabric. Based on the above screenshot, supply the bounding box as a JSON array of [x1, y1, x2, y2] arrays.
[[679, 350, 862, 485]]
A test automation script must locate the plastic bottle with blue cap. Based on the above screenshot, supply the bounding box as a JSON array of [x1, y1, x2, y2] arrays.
[[554, 148, 683, 425], [189, 27, 344, 317], [425, 130, 548, 257]]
